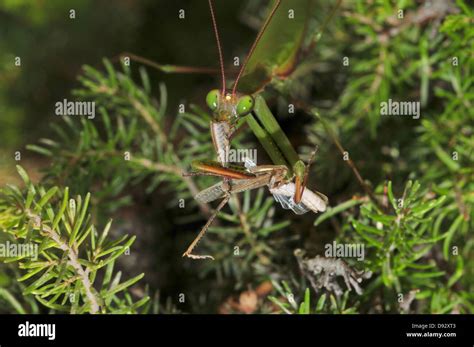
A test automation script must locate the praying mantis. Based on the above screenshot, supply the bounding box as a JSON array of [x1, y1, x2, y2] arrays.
[[175, 0, 333, 259], [119, 0, 341, 259]]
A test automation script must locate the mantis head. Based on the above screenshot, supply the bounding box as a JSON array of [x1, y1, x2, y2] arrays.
[[206, 89, 254, 122]]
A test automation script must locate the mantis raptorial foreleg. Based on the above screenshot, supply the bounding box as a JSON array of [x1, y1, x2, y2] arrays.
[[245, 113, 291, 172], [251, 95, 301, 168], [294, 145, 319, 203]]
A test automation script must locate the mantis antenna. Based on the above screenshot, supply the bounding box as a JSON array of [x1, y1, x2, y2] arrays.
[[232, 0, 282, 96], [208, 0, 227, 96]]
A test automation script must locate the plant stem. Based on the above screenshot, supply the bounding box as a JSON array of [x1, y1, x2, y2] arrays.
[[309, 108, 387, 213], [26, 210, 101, 314]]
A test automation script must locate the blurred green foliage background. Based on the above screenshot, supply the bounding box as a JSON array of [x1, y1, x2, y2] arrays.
[[0, 0, 472, 314]]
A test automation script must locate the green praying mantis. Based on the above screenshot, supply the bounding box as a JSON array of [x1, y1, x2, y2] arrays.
[[120, 0, 341, 259], [185, 0, 344, 259]]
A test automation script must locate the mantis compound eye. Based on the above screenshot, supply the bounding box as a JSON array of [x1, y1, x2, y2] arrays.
[[206, 89, 220, 111], [236, 95, 254, 116]]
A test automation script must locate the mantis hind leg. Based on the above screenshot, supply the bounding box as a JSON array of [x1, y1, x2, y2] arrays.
[[113, 52, 219, 74], [182, 193, 231, 260]]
